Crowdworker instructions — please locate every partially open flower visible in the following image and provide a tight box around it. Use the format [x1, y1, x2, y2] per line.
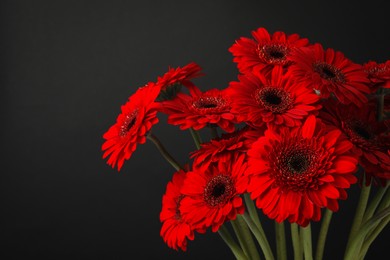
[161, 87, 236, 133]
[160, 170, 199, 251]
[102, 83, 161, 171]
[363, 60, 390, 92]
[191, 126, 264, 172]
[155, 62, 203, 101]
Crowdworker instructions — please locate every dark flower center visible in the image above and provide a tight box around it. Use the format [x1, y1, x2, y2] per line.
[270, 138, 324, 191]
[256, 87, 293, 113]
[258, 44, 290, 65]
[193, 96, 225, 110]
[175, 195, 185, 220]
[269, 50, 285, 59]
[313, 62, 346, 82]
[212, 183, 226, 197]
[120, 110, 138, 137]
[353, 125, 370, 140]
[264, 92, 282, 105]
[344, 120, 372, 142]
[287, 151, 311, 174]
[204, 174, 235, 207]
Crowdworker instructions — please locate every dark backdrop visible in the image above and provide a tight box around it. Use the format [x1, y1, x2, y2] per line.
[1, 0, 388, 259]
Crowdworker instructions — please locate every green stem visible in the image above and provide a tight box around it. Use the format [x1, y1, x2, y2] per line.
[358, 185, 390, 259]
[315, 209, 333, 260]
[231, 215, 261, 260]
[291, 223, 302, 260]
[358, 214, 390, 259]
[363, 184, 389, 223]
[189, 128, 202, 149]
[376, 183, 390, 212]
[242, 212, 275, 260]
[244, 194, 264, 233]
[345, 175, 371, 256]
[275, 222, 287, 260]
[218, 225, 248, 260]
[147, 134, 182, 171]
[300, 224, 313, 260]
[344, 205, 390, 260]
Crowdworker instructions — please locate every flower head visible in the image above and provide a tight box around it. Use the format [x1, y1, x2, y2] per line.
[288, 43, 370, 106]
[180, 155, 247, 232]
[102, 83, 161, 171]
[227, 66, 321, 129]
[229, 27, 309, 75]
[156, 62, 203, 101]
[363, 60, 390, 91]
[161, 87, 236, 133]
[190, 126, 264, 172]
[320, 100, 390, 184]
[247, 116, 358, 226]
[160, 170, 197, 251]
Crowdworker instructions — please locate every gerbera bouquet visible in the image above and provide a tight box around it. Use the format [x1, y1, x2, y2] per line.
[102, 27, 390, 260]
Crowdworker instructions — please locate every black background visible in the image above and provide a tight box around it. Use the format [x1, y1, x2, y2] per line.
[1, 0, 389, 259]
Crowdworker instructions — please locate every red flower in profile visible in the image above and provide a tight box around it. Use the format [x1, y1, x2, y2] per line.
[160, 170, 197, 251]
[156, 62, 203, 101]
[161, 87, 236, 133]
[227, 66, 321, 129]
[320, 100, 390, 184]
[363, 60, 390, 91]
[180, 155, 247, 232]
[102, 83, 161, 171]
[229, 27, 309, 75]
[288, 43, 370, 106]
[247, 116, 358, 226]
[190, 126, 264, 172]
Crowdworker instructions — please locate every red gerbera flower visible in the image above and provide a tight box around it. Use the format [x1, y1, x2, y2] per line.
[229, 27, 309, 75]
[156, 62, 203, 101]
[102, 83, 161, 171]
[319, 100, 390, 184]
[180, 154, 247, 232]
[161, 87, 236, 133]
[190, 126, 264, 172]
[363, 60, 390, 91]
[246, 116, 358, 226]
[160, 170, 197, 251]
[288, 43, 370, 106]
[227, 66, 321, 129]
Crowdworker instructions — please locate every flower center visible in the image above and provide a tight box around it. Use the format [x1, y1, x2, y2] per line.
[313, 62, 346, 82]
[175, 195, 185, 220]
[258, 44, 290, 65]
[269, 138, 325, 191]
[193, 96, 225, 110]
[286, 151, 311, 174]
[120, 109, 138, 137]
[344, 120, 372, 142]
[204, 174, 235, 207]
[256, 87, 293, 113]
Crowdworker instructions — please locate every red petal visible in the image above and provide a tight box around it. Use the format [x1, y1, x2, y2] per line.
[321, 184, 340, 199]
[301, 115, 316, 138]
